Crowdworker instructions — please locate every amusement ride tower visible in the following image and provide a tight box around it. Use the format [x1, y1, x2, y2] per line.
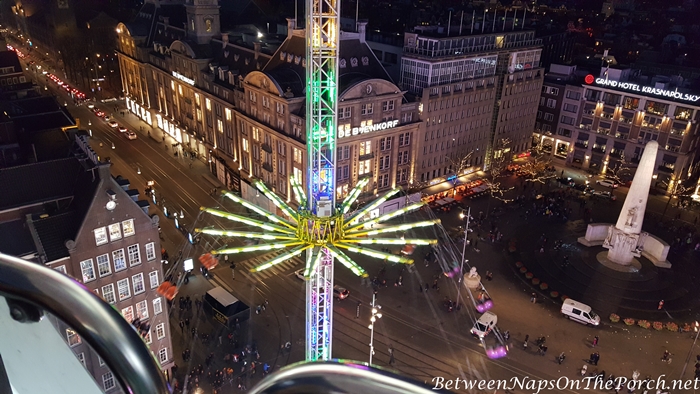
[196, 0, 438, 363]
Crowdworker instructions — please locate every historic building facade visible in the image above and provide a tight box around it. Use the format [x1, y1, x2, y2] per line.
[116, 1, 420, 206]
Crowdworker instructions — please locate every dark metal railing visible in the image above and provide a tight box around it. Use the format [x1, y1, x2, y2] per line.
[0, 252, 169, 394]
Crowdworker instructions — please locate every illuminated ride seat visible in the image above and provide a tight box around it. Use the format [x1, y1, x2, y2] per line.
[475, 292, 494, 313]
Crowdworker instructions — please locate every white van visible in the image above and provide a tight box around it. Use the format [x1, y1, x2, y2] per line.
[561, 299, 600, 326]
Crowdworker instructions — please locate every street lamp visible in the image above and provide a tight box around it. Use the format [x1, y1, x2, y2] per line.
[368, 293, 382, 364]
[456, 207, 472, 304]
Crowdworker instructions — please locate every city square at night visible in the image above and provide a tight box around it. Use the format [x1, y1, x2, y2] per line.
[1, 0, 700, 393]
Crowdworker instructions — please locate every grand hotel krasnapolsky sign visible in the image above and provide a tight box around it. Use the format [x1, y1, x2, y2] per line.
[585, 75, 700, 103]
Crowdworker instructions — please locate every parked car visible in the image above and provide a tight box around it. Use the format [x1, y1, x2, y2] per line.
[591, 190, 616, 200]
[596, 179, 618, 188]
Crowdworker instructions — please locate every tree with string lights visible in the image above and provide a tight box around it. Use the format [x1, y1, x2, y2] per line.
[660, 175, 693, 219]
[483, 138, 515, 215]
[518, 144, 556, 184]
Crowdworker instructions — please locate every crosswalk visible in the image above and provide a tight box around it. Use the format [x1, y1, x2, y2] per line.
[235, 249, 305, 280]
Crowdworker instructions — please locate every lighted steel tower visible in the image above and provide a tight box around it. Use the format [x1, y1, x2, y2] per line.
[196, 0, 439, 365]
[304, 0, 340, 361]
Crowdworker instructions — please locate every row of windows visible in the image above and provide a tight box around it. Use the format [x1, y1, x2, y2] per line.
[98, 270, 160, 303]
[338, 101, 395, 120]
[80, 243, 156, 282]
[426, 91, 494, 112]
[94, 219, 136, 246]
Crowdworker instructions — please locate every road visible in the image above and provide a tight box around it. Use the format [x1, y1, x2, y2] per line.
[16, 38, 700, 393]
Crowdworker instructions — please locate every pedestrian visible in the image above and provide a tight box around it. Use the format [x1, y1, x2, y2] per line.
[191, 327, 197, 338]
[503, 330, 510, 341]
[523, 334, 529, 349]
[179, 320, 185, 332]
[485, 271, 493, 281]
[425, 283, 429, 292]
[530, 293, 537, 303]
[658, 300, 665, 310]
[388, 346, 395, 365]
[185, 318, 190, 327]
[592, 336, 599, 347]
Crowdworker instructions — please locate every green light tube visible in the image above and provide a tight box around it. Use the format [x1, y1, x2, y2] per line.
[201, 207, 295, 234]
[251, 245, 311, 272]
[335, 243, 414, 265]
[327, 246, 368, 277]
[304, 247, 324, 278]
[222, 192, 296, 229]
[344, 201, 425, 232]
[194, 228, 296, 240]
[346, 187, 402, 225]
[345, 219, 441, 238]
[254, 180, 299, 221]
[213, 241, 302, 255]
[340, 178, 370, 214]
[290, 175, 307, 206]
[341, 238, 437, 246]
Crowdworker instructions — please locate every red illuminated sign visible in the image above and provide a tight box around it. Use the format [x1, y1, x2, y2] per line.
[584, 74, 595, 84]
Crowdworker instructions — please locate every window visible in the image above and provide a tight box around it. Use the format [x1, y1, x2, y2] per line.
[97, 254, 111, 277]
[144, 331, 152, 344]
[560, 115, 575, 126]
[121, 219, 135, 237]
[563, 103, 578, 113]
[380, 137, 392, 151]
[121, 306, 134, 323]
[66, 328, 81, 347]
[127, 244, 141, 266]
[113, 249, 126, 271]
[145, 242, 156, 261]
[379, 155, 391, 170]
[378, 173, 389, 187]
[546, 99, 556, 108]
[359, 159, 371, 175]
[544, 113, 554, 121]
[102, 372, 115, 391]
[80, 259, 96, 282]
[149, 271, 159, 289]
[359, 141, 372, 155]
[132, 273, 145, 294]
[108, 223, 121, 242]
[566, 90, 581, 100]
[136, 300, 148, 319]
[99, 357, 105, 366]
[54, 265, 67, 274]
[398, 150, 409, 165]
[117, 278, 131, 300]
[153, 297, 163, 314]
[159, 347, 169, 363]
[94, 227, 108, 246]
[102, 284, 116, 304]
[276, 102, 285, 114]
[155, 323, 166, 339]
[339, 107, 352, 119]
[399, 132, 411, 147]
[206, 97, 211, 110]
[382, 100, 395, 112]
[293, 147, 302, 163]
[361, 103, 373, 115]
[262, 96, 270, 108]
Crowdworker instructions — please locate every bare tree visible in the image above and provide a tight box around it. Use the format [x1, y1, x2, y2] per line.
[660, 176, 693, 219]
[519, 143, 556, 184]
[604, 160, 634, 186]
[482, 139, 515, 216]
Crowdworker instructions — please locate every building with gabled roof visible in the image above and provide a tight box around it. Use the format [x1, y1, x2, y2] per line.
[0, 134, 174, 392]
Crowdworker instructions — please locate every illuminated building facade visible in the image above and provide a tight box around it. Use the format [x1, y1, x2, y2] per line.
[116, 1, 419, 206]
[400, 30, 544, 184]
[533, 65, 700, 191]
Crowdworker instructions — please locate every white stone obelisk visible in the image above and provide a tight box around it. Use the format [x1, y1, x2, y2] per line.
[603, 140, 659, 265]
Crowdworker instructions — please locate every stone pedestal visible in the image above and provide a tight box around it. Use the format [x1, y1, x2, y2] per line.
[603, 227, 642, 266]
[464, 274, 481, 290]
